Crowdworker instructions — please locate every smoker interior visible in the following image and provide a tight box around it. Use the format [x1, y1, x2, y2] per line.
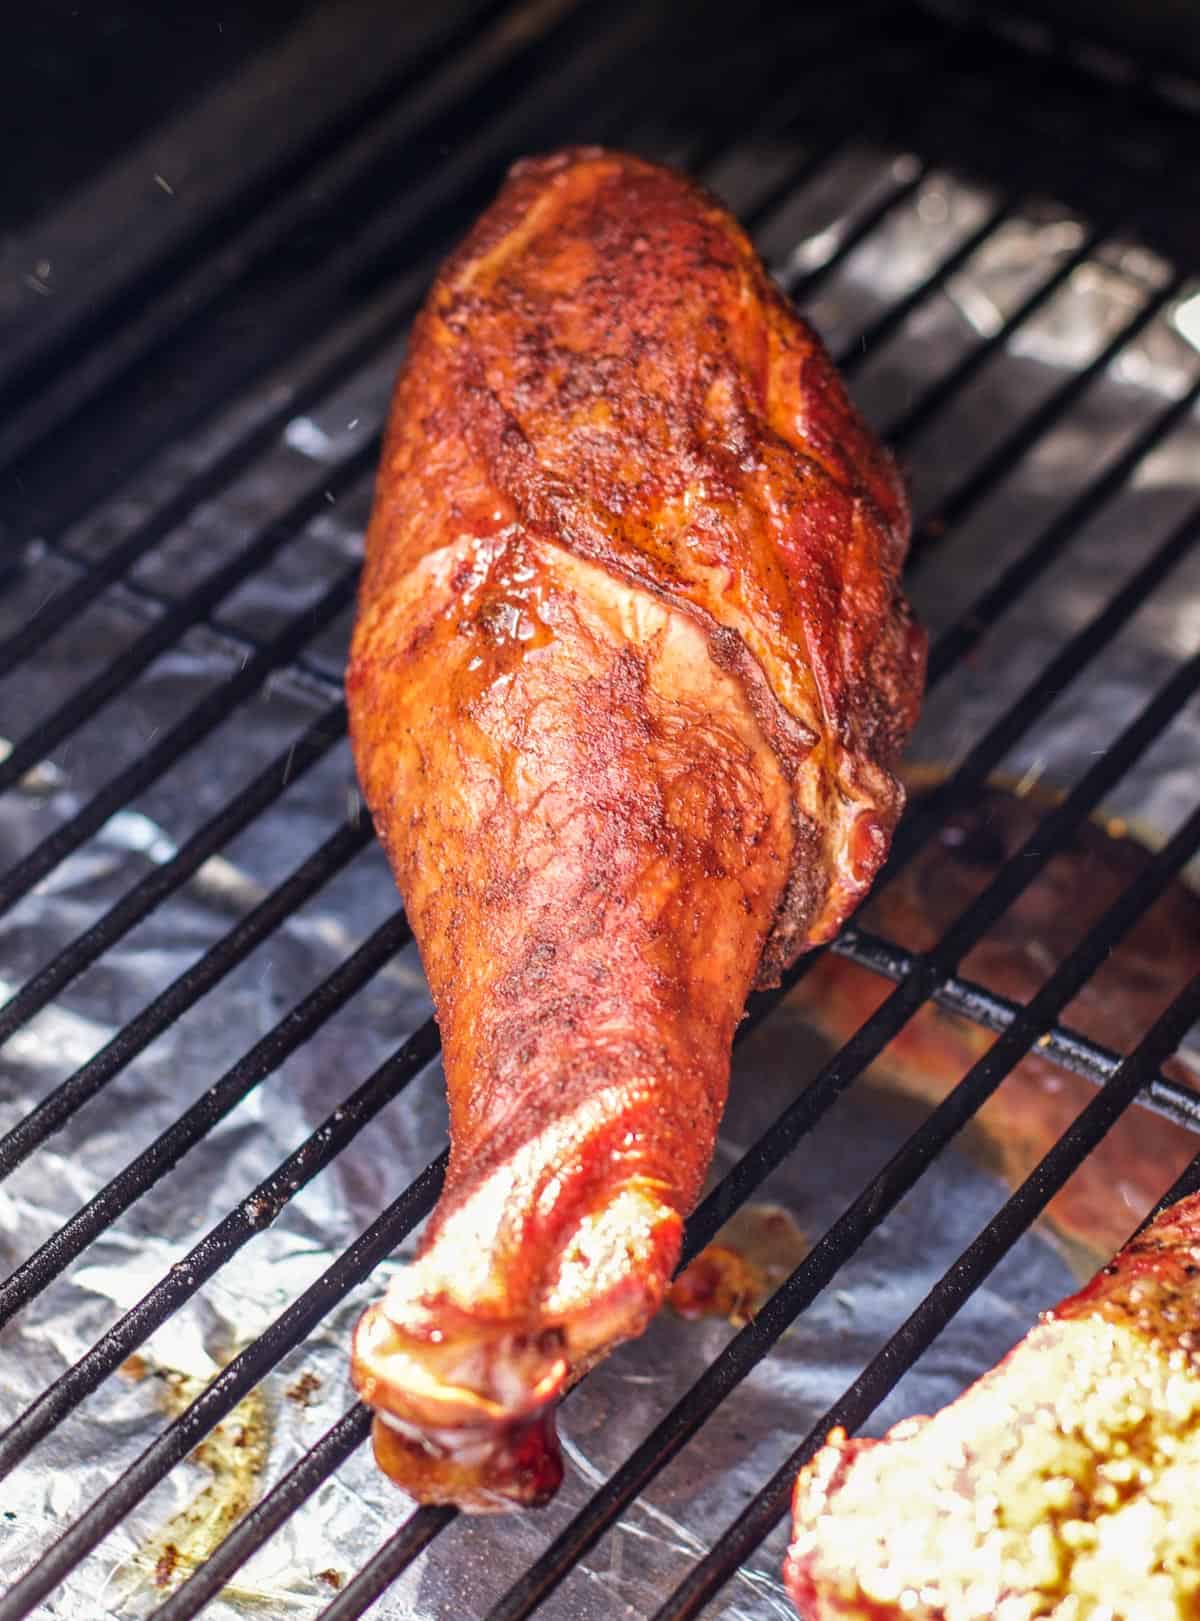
[2, 1, 1200, 1616]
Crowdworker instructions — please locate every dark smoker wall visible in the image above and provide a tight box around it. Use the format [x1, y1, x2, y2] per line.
[4, 3, 320, 231]
[9, 0, 1199, 240]
[946, 0, 1200, 74]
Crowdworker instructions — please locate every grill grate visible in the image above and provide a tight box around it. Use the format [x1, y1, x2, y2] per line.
[1, 1, 1199, 1616]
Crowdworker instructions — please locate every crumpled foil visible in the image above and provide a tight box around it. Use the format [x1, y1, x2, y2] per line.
[1, 129, 1199, 1621]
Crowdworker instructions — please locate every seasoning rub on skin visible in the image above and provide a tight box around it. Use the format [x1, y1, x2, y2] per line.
[347, 147, 924, 1511]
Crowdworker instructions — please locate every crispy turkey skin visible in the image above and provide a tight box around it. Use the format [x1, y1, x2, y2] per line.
[347, 147, 924, 1509]
[786, 1193, 1200, 1620]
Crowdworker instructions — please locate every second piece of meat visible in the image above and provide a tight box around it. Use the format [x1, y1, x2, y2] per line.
[787, 1190, 1200, 1619]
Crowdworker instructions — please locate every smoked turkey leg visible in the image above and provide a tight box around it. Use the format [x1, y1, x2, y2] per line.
[347, 148, 924, 1510]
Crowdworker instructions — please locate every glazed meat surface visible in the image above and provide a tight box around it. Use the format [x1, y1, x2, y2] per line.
[347, 147, 924, 1509]
[786, 1191, 1200, 1619]
[788, 777, 1200, 1264]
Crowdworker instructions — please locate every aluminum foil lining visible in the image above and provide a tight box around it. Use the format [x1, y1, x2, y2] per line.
[1, 126, 1199, 1620]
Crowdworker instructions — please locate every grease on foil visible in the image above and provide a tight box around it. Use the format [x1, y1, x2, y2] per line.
[0, 139, 1198, 1621]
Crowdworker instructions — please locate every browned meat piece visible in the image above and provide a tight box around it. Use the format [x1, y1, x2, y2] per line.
[667, 1204, 809, 1328]
[786, 1191, 1200, 1619]
[346, 147, 924, 1510]
[788, 776, 1200, 1265]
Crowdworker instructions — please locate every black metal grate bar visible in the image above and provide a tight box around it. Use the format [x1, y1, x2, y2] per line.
[0, 441, 375, 803]
[882, 213, 1107, 447]
[907, 268, 1190, 570]
[654, 968, 1200, 1621]
[878, 86, 1197, 455]
[1146, 1149, 1200, 1225]
[780, 9, 1157, 320]
[801, 29, 1186, 391]
[840, 924, 1200, 1131]
[782, 162, 934, 300]
[0, 281, 418, 686]
[29, 542, 351, 703]
[0, 1016, 441, 1483]
[317, 1510, 458, 1621]
[0, 909, 412, 1340]
[780, 102, 998, 309]
[0, 564, 359, 920]
[149, 1405, 374, 1621]
[0, 702, 350, 1063]
[890, 485, 1200, 883]
[739, 135, 855, 239]
[0, 789, 362, 1181]
[924, 377, 1200, 684]
[0, 1153, 449, 1621]
[834, 194, 1019, 370]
